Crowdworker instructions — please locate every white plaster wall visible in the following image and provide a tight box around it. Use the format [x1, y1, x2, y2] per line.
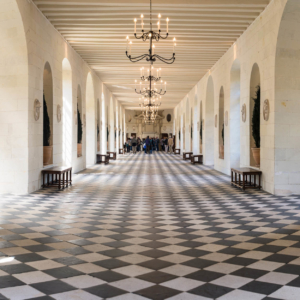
[175, 0, 289, 194]
[274, 0, 300, 195]
[0, 0, 29, 194]
[1, 0, 123, 194]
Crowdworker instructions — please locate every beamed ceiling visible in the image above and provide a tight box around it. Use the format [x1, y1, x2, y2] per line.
[32, 0, 270, 109]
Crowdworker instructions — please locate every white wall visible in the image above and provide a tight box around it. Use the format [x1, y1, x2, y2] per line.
[0, 0, 123, 194]
[175, 0, 290, 194]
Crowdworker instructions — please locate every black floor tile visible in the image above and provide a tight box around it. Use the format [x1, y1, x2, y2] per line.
[137, 271, 177, 284]
[241, 281, 282, 295]
[31, 280, 76, 295]
[188, 283, 233, 298]
[85, 284, 127, 298]
[44, 267, 84, 279]
[90, 270, 129, 282]
[0, 276, 25, 289]
[135, 285, 180, 300]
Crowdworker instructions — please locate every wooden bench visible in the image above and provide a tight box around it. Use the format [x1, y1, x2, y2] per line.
[191, 155, 203, 165]
[119, 148, 124, 154]
[183, 152, 193, 160]
[107, 151, 117, 160]
[97, 154, 109, 165]
[175, 149, 181, 155]
[42, 166, 72, 190]
[231, 167, 262, 190]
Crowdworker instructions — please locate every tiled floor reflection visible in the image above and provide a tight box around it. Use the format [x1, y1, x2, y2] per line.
[0, 152, 300, 299]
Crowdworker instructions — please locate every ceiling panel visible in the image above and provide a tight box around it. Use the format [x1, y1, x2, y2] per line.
[32, 0, 270, 109]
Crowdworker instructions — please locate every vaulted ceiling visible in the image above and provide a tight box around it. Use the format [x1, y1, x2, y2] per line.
[33, 0, 270, 109]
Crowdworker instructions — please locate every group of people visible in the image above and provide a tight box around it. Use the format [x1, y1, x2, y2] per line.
[124, 136, 174, 154]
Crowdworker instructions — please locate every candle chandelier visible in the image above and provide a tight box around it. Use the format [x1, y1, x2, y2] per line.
[135, 66, 166, 98]
[125, 0, 176, 64]
[141, 103, 159, 124]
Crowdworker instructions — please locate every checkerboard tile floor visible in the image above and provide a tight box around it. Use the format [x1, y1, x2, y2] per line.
[0, 152, 300, 299]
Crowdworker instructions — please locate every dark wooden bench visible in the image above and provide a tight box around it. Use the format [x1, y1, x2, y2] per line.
[97, 154, 109, 165]
[107, 151, 117, 160]
[175, 149, 181, 155]
[191, 155, 203, 165]
[183, 152, 193, 160]
[42, 166, 72, 190]
[119, 148, 124, 154]
[231, 167, 262, 190]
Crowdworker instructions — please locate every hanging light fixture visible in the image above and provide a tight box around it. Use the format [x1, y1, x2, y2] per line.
[126, 0, 176, 64]
[135, 64, 166, 99]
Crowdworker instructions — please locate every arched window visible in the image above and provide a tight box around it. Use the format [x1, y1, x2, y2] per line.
[205, 76, 214, 165]
[249, 63, 261, 167]
[62, 58, 72, 166]
[43, 62, 53, 166]
[86, 73, 96, 166]
[219, 87, 225, 159]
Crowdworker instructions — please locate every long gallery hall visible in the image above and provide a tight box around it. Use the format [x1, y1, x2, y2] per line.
[1, 0, 300, 299]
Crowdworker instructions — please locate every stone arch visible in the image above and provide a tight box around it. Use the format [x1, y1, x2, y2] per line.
[191, 107, 193, 151]
[62, 58, 72, 167]
[43, 62, 54, 166]
[230, 59, 241, 169]
[193, 93, 199, 154]
[86, 73, 96, 166]
[185, 98, 190, 151]
[219, 87, 225, 159]
[77, 84, 83, 158]
[96, 98, 100, 152]
[101, 91, 106, 154]
[249, 63, 261, 167]
[109, 98, 114, 151]
[274, 0, 300, 194]
[204, 76, 215, 165]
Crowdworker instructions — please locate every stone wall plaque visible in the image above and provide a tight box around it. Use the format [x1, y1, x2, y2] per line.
[263, 99, 270, 121]
[57, 105, 62, 123]
[215, 114, 217, 128]
[34, 99, 41, 121]
[241, 104, 246, 123]
[225, 111, 228, 126]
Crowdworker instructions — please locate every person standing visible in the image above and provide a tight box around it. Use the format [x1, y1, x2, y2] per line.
[137, 137, 141, 152]
[145, 136, 150, 154]
[132, 136, 137, 154]
[150, 138, 153, 154]
[128, 138, 132, 153]
[160, 138, 164, 152]
[164, 137, 168, 153]
[168, 135, 174, 154]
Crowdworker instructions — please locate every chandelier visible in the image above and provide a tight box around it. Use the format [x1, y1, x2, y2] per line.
[125, 0, 176, 64]
[135, 66, 166, 97]
[141, 104, 159, 124]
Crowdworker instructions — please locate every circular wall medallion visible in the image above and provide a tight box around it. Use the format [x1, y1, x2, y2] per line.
[167, 114, 172, 122]
[263, 99, 270, 121]
[215, 114, 217, 128]
[34, 99, 41, 121]
[57, 105, 62, 123]
[225, 111, 228, 126]
[241, 104, 246, 123]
